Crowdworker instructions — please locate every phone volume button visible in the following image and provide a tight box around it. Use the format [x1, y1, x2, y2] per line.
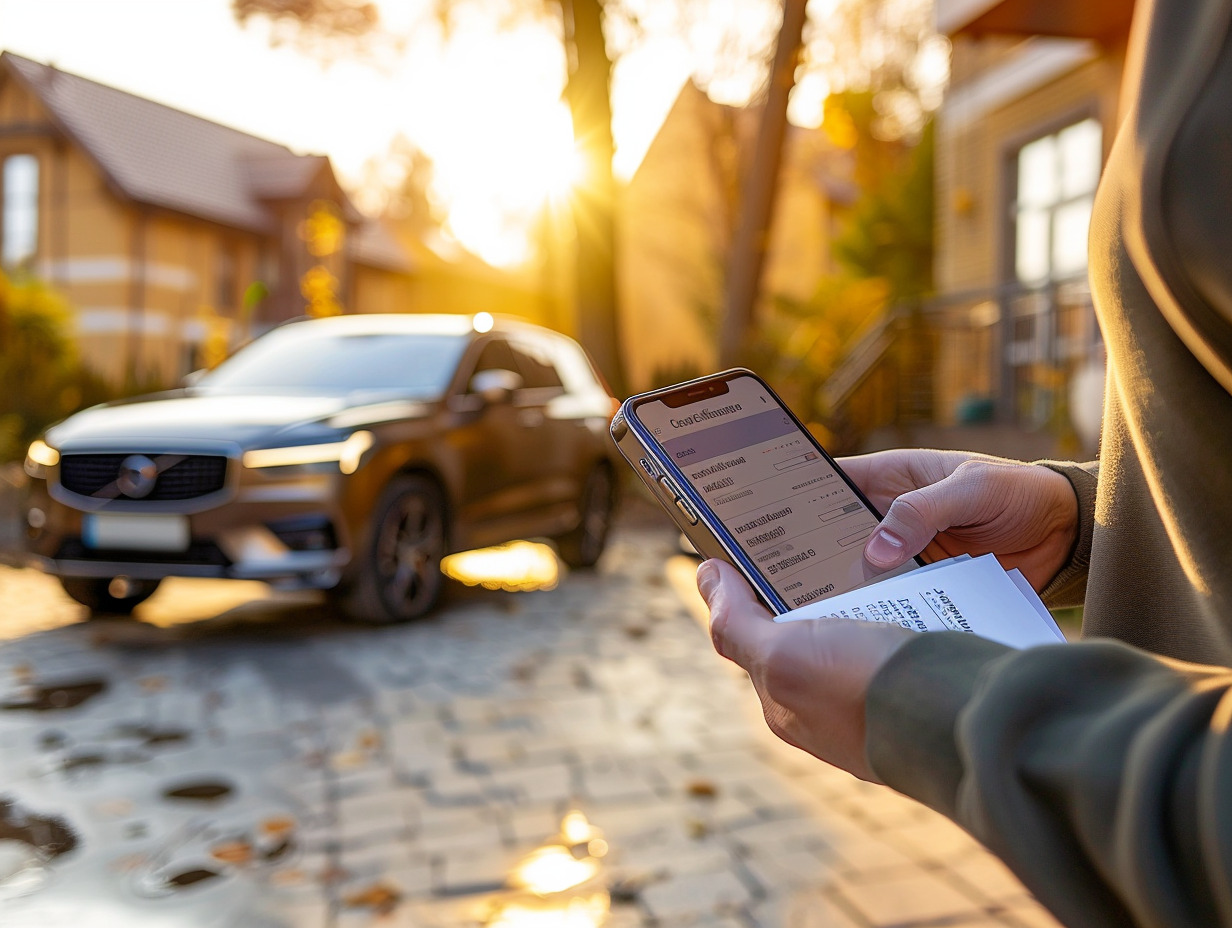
[674, 497, 700, 525]
[639, 458, 657, 478]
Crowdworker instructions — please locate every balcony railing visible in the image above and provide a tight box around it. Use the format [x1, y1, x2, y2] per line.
[825, 276, 1102, 441]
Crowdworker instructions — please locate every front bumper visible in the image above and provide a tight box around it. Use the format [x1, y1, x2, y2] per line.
[23, 461, 356, 591]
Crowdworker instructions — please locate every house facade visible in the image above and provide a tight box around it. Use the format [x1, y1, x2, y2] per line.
[619, 82, 853, 393]
[928, 0, 1136, 444]
[0, 52, 416, 387]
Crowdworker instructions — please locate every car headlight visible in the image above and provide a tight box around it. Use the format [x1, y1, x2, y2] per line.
[24, 439, 60, 479]
[242, 430, 374, 475]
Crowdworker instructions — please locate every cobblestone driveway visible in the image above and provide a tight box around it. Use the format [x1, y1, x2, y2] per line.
[0, 523, 1060, 928]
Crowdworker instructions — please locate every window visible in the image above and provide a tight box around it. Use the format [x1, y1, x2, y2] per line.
[509, 338, 564, 391]
[1013, 118, 1102, 284]
[2, 154, 39, 269]
[471, 339, 519, 377]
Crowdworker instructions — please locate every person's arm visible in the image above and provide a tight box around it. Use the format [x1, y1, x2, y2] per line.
[702, 558, 1232, 928]
[868, 631, 1232, 928]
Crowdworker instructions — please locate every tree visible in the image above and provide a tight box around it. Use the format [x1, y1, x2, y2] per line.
[717, 0, 807, 369]
[832, 98, 934, 304]
[0, 273, 109, 462]
[232, 0, 626, 394]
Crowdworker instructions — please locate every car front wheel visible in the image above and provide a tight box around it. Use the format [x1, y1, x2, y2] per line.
[59, 577, 162, 616]
[339, 475, 448, 624]
[554, 464, 615, 569]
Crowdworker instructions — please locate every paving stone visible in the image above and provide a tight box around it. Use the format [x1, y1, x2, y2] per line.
[498, 802, 570, 846]
[749, 889, 865, 928]
[829, 864, 989, 926]
[946, 853, 1035, 905]
[1000, 897, 1066, 928]
[484, 759, 575, 805]
[413, 819, 505, 856]
[437, 845, 523, 894]
[740, 843, 837, 890]
[639, 867, 756, 922]
[887, 815, 988, 866]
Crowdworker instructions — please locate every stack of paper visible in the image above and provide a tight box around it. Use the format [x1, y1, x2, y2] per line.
[775, 554, 1067, 649]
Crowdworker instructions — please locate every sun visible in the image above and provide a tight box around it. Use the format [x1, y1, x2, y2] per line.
[405, 22, 588, 269]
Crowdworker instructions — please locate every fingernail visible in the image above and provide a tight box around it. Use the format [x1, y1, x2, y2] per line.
[866, 529, 905, 566]
[697, 561, 719, 603]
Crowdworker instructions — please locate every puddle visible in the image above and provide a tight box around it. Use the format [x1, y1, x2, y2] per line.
[0, 797, 79, 859]
[167, 867, 222, 888]
[133, 862, 227, 897]
[162, 780, 234, 803]
[0, 797, 80, 901]
[2, 679, 108, 712]
[130, 809, 300, 899]
[111, 723, 192, 748]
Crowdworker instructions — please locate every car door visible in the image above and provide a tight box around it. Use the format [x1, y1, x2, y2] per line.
[506, 334, 578, 524]
[447, 337, 540, 533]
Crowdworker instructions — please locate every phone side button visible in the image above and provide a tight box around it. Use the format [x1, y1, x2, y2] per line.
[639, 458, 658, 478]
[674, 497, 700, 525]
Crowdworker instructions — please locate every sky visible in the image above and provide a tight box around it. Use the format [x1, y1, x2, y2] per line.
[0, 0, 715, 265]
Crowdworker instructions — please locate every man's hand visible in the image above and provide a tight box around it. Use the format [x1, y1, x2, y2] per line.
[699, 558, 914, 781]
[840, 450, 1080, 591]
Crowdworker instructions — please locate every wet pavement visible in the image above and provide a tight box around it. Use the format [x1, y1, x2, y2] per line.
[0, 519, 1062, 928]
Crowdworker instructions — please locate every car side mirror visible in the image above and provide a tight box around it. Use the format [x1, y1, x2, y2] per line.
[469, 368, 522, 405]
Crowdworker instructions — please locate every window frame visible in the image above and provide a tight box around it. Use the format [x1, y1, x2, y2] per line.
[1, 152, 40, 271]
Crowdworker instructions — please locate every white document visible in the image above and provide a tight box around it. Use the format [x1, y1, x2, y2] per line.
[775, 554, 1067, 649]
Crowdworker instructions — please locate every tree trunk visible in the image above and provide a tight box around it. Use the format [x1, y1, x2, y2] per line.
[718, 0, 808, 369]
[559, 0, 626, 397]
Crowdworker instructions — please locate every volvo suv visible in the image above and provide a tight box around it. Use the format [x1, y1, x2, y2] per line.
[21, 314, 618, 622]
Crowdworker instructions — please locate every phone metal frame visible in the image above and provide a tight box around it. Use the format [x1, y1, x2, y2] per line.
[611, 368, 904, 614]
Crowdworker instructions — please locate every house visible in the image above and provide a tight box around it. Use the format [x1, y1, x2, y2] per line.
[0, 51, 417, 386]
[827, 1, 1135, 456]
[929, 0, 1135, 439]
[618, 81, 855, 393]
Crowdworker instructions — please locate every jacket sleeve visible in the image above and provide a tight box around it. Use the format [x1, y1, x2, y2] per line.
[866, 632, 1232, 928]
[1035, 460, 1099, 609]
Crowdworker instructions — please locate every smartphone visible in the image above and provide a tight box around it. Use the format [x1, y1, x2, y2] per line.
[611, 369, 922, 613]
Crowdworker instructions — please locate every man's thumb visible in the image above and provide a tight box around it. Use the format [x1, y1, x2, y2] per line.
[864, 479, 957, 568]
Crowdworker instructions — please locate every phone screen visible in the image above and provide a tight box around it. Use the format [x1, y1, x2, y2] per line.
[632, 373, 915, 608]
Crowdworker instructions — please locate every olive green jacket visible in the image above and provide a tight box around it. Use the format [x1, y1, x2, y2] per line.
[866, 2, 1232, 925]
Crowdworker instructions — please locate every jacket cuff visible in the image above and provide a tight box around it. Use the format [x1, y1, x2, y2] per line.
[866, 631, 1011, 818]
[1034, 460, 1099, 608]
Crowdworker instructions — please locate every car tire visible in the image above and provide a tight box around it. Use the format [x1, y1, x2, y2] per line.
[340, 474, 448, 624]
[555, 464, 615, 569]
[59, 577, 162, 616]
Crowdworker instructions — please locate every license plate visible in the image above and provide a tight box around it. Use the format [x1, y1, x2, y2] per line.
[82, 513, 190, 552]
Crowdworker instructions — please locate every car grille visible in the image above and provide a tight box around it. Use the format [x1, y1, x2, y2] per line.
[59, 454, 229, 500]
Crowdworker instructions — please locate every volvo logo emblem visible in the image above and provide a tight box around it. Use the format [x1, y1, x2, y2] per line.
[117, 454, 159, 499]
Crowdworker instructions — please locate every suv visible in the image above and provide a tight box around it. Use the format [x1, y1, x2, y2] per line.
[21, 314, 618, 623]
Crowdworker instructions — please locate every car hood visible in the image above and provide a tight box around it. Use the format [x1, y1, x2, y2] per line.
[46, 393, 429, 451]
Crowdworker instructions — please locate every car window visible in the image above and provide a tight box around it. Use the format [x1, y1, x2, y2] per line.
[544, 334, 608, 397]
[469, 339, 520, 378]
[201, 328, 469, 397]
[509, 339, 564, 391]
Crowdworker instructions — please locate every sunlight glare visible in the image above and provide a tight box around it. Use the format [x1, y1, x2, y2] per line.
[440, 541, 560, 592]
[405, 21, 583, 268]
[510, 845, 600, 895]
[485, 893, 609, 928]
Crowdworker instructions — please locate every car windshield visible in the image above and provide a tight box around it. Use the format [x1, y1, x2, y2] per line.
[198, 328, 469, 398]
